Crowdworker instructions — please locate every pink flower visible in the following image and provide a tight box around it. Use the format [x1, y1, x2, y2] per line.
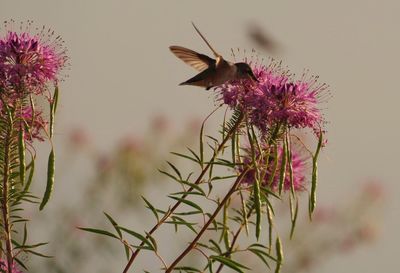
[0, 23, 67, 95]
[217, 62, 328, 136]
[20, 106, 47, 142]
[0, 259, 22, 273]
[240, 144, 307, 192]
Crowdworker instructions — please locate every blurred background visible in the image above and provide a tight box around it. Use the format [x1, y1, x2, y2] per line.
[1, 0, 398, 272]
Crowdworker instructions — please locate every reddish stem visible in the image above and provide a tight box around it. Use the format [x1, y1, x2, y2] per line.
[122, 113, 244, 273]
[165, 169, 248, 272]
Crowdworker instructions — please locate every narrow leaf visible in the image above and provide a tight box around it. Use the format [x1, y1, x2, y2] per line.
[278, 140, 287, 195]
[200, 121, 205, 168]
[119, 227, 154, 250]
[78, 227, 119, 239]
[274, 237, 283, 273]
[289, 197, 299, 239]
[142, 196, 159, 222]
[104, 212, 122, 238]
[39, 149, 55, 210]
[309, 129, 323, 218]
[18, 129, 26, 185]
[23, 157, 35, 193]
[211, 255, 250, 273]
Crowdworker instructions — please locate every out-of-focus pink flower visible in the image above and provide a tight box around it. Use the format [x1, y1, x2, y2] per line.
[358, 224, 378, 242]
[118, 135, 144, 154]
[151, 114, 170, 132]
[217, 62, 328, 137]
[240, 145, 307, 192]
[69, 128, 90, 147]
[97, 155, 113, 173]
[313, 206, 337, 223]
[363, 180, 385, 201]
[186, 117, 202, 134]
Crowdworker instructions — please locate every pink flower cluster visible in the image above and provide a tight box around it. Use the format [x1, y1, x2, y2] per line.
[0, 22, 67, 142]
[0, 259, 22, 273]
[0, 30, 66, 95]
[241, 145, 307, 192]
[217, 62, 327, 135]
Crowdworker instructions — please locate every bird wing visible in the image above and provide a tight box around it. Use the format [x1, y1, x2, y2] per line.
[169, 46, 216, 72]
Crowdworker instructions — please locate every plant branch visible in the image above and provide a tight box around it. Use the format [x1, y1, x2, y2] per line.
[165, 168, 248, 272]
[215, 206, 254, 273]
[122, 112, 244, 273]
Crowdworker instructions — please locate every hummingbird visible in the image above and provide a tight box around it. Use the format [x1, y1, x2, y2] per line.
[169, 23, 258, 90]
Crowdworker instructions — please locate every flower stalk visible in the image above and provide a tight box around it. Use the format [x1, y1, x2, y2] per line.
[1, 107, 14, 273]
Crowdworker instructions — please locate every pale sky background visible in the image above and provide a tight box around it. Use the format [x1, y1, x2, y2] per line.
[1, 0, 400, 272]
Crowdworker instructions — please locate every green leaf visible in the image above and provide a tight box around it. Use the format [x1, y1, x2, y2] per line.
[172, 266, 202, 272]
[145, 232, 158, 252]
[124, 244, 130, 261]
[168, 196, 203, 213]
[178, 180, 206, 196]
[14, 242, 48, 249]
[267, 144, 279, 187]
[142, 196, 159, 222]
[231, 130, 236, 165]
[248, 244, 276, 261]
[23, 223, 27, 245]
[187, 147, 201, 166]
[171, 152, 199, 164]
[247, 123, 261, 239]
[158, 169, 179, 182]
[209, 239, 223, 254]
[14, 257, 28, 270]
[53, 85, 59, 114]
[119, 227, 154, 251]
[103, 212, 122, 238]
[253, 179, 262, 240]
[26, 249, 52, 258]
[23, 156, 35, 193]
[309, 129, 323, 218]
[248, 248, 271, 269]
[274, 237, 283, 273]
[289, 197, 299, 239]
[221, 203, 230, 252]
[210, 175, 238, 182]
[200, 121, 205, 168]
[49, 86, 59, 139]
[167, 161, 182, 180]
[18, 129, 26, 185]
[211, 255, 250, 273]
[267, 206, 274, 253]
[78, 227, 119, 239]
[278, 140, 287, 195]
[39, 149, 55, 210]
[165, 216, 197, 234]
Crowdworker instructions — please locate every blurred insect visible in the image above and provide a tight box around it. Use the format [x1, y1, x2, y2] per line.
[247, 23, 281, 54]
[170, 22, 258, 90]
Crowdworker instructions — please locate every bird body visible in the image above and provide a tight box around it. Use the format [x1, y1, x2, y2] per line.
[170, 23, 257, 90]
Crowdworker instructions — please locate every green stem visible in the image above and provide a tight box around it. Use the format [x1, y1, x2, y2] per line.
[1, 105, 14, 272]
